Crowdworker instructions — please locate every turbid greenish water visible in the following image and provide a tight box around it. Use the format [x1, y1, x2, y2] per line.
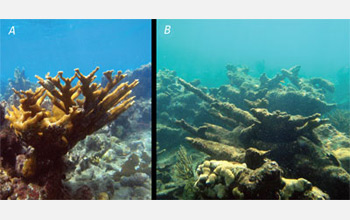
[157, 19, 349, 88]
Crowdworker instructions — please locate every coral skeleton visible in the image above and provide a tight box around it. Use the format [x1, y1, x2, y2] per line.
[173, 75, 349, 199]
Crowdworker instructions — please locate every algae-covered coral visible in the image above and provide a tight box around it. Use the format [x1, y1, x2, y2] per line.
[0, 66, 148, 199]
[156, 64, 350, 200]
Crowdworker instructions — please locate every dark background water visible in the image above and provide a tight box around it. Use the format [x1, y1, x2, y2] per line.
[157, 20, 349, 88]
[0, 19, 151, 87]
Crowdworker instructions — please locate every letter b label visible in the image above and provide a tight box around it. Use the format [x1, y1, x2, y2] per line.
[164, 25, 171, 35]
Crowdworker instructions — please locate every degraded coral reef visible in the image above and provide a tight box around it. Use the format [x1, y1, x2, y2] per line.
[156, 64, 350, 200]
[212, 65, 336, 116]
[194, 159, 329, 200]
[326, 109, 350, 135]
[0, 66, 140, 199]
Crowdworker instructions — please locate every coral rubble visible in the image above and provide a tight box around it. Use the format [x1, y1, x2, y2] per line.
[157, 64, 350, 200]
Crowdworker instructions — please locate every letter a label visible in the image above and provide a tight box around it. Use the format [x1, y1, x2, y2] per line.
[8, 26, 15, 35]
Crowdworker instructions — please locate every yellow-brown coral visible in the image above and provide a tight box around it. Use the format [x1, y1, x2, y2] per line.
[6, 67, 138, 161]
[21, 154, 37, 178]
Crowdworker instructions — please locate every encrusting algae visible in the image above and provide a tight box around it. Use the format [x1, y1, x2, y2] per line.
[1, 67, 138, 199]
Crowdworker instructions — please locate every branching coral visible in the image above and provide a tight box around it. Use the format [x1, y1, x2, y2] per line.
[3, 67, 138, 199]
[6, 67, 138, 161]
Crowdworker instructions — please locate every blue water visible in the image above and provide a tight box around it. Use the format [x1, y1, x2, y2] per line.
[0, 19, 151, 85]
[157, 20, 350, 87]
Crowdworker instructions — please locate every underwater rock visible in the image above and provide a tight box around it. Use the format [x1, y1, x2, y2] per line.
[236, 160, 285, 199]
[194, 159, 329, 200]
[110, 94, 151, 138]
[302, 186, 330, 200]
[309, 77, 335, 93]
[0, 127, 23, 168]
[244, 148, 270, 170]
[73, 185, 94, 200]
[97, 192, 110, 200]
[240, 108, 328, 145]
[244, 98, 269, 108]
[102, 149, 118, 162]
[266, 90, 336, 116]
[315, 124, 350, 150]
[0, 102, 6, 127]
[85, 135, 104, 151]
[326, 109, 350, 135]
[157, 124, 186, 152]
[319, 165, 350, 199]
[120, 173, 149, 187]
[332, 148, 350, 173]
[280, 177, 312, 199]
[124, 63, 151, 99]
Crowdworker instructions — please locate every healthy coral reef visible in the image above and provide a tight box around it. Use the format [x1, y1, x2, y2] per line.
[3, 67, 36, 100]
[156, 64, 349, 200]
[1, 66, 139, 199]
[108, 64, 152, 139]
[64, 131, 151, 200]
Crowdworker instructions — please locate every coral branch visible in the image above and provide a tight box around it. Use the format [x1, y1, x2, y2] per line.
[185, 137, 245, 162]
[6, 67, 138, 181]
[177, 78, 216, 103]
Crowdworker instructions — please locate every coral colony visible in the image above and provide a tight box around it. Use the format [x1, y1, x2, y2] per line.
[157, 65, 350, 200]
[0, 67, 138, 199]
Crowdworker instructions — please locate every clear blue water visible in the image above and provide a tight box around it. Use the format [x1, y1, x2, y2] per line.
[157, 20, 349, 88]
[0, 19, 151, 86]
